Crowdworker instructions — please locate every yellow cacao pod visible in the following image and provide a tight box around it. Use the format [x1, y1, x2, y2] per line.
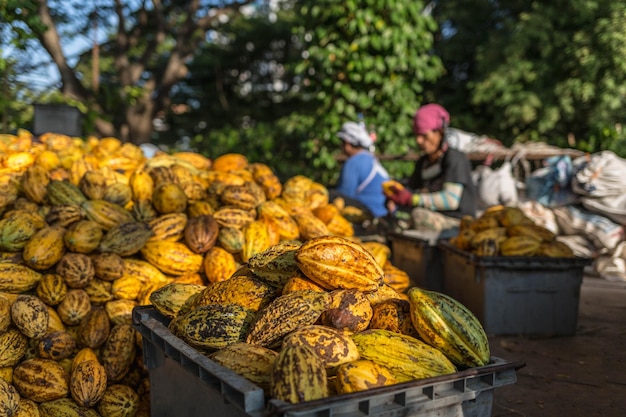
[469, 215, 500, 233]
[149, 282, 206, 319]
[281, 275, 326, 295]
[13, 358, 69, 402]
[246, 290, 331, 348]
[101, 324, 137, 383]
[507, 223, 556, 243]
[148, 212, 188, 242]
[247, 241, 302, 288]
[257, 200, 300, 241]
[77, 306, 111, 349]
[190, 274, 275, 314]
[295, 236, 384, 292]
[326, 213, 355, 237]
[282, 324, 360, 368]
[70, 359, 108, 407]
[152, 182, 188, 214]
[140, 240, 204, 276]
[499, 235, 541, 256]
[92, 252, 125, 282]
[217, 226, 244, 254]
[46, 180, 87, 206]
[105, 299, 137, 326]
[213, 206, 255, 229]
[498, 206, 529, 227]
[21, 164, 50, 204]
[63, 220, 104, 254]
[0, 263, 42, 293]
[103, 182, 133, 207]
[352, 329, 456, 383]
[202, 246, 238, 284]
[241, 220, 271, 263]
[172, 151, 212, 171]
[0, 294, 10, 332]
[22, 225, 66, 271]
[56, 289, 91, 326]
[45, 204, 84, 228]
[37, 330, 76, 361]
[10, 294, 49, 339]
[0, 328, 29, 367]
[212, 153, 248, 172]
[79, 170, 109, 200]
[210, 342, 278, 391]
[321, 289, 373, 333]
[369, 298, 419, 338]
[270, 343, 328, 404]
[96, 384, 140, 417]
[0, 378, 20, 417]
[382, 262, 411, 293]
[293, 213, 330, 241]
[81, 199, 135, 231]
[129, 169, 155, 202]
[220, 184, 261, 211]
[536, 240, 575, 258]
[71, 347, 99, 374]
[335, 359, 397, 394]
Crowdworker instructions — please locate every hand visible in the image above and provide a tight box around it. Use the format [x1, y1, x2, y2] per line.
[388, 187, 415, 206]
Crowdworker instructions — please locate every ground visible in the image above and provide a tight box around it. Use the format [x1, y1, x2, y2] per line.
[489, 277, 626, 417]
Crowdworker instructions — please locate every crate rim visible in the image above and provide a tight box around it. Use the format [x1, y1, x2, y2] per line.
[133, 305, 525, 417]
[437, 240, 593, 269]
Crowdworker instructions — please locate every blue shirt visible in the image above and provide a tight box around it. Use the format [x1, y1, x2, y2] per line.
[336, 151, 390, 218]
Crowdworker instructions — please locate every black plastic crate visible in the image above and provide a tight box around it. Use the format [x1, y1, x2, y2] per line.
[389, 230, 458, 292]
[133, 306, 523, 417]
[438, 241, 592, 336]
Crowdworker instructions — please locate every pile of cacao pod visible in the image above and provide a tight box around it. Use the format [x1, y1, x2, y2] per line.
[151, 235, 491, 404]
[449, 205, 576, 257]
[0, 130, 491, 414]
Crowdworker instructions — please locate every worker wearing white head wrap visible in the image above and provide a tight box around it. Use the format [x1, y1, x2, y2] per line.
[337, 122, 374, 150]
[333, 121, 390, 218]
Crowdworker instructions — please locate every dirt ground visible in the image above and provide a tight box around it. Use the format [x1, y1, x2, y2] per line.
[489, 277, 626, 417]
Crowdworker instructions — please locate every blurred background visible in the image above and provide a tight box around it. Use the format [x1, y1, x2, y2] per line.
[2, 0, 625, 183]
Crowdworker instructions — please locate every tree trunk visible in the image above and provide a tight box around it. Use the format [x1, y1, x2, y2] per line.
[125, 99, 155, 144]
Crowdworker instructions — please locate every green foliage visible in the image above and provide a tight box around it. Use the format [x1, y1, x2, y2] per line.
[168, 1, 443, 183]
[581, 123, 626, 155]
[0, 58, 34, 133]
[459, 0, 626, 149]
[293, 0, 444, 181]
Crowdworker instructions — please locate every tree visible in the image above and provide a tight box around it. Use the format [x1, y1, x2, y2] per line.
[434, 0, 626, 149]
[429, 0, 531, 135]
[164, 0, 444, 182]
[292, 0, 444, 181]
[1, 0, 259, 144]
[0, 57, 35, 133]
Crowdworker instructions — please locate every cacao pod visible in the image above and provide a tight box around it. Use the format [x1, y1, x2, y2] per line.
[295, 236, 383, 292]
[407, 287, 490, 368]
[270, 343, 328, 404]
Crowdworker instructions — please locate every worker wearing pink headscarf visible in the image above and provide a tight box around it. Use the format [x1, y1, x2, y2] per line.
[386, 104, 476, 231]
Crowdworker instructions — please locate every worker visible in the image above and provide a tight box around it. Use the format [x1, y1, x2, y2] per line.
[331, 121, 390, 219]
[386, 103, 477, 232]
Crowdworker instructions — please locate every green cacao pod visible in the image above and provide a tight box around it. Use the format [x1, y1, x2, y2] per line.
[407, 287, 490, 368]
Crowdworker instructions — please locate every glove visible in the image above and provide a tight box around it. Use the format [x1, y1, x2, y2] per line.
[388, 187, 419, 207]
